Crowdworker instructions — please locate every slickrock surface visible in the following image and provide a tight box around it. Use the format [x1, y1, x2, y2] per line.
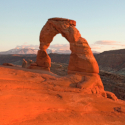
[0, 66, 125, 125]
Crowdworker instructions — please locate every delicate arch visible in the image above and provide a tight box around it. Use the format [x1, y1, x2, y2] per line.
[36, 18, 99, 74]
[33, 18, 118, 101]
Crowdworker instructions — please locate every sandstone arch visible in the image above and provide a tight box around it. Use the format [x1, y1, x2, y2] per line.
[36, 17, 99, 74]
[34, 18, 117, 100]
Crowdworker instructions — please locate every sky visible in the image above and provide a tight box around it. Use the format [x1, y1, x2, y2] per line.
[0, 0, 125, 52]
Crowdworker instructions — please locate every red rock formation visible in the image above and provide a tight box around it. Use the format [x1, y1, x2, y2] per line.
[22, 59, 27, 68]
[2, 63, 14, 66]
[35, 17, 117, 100]
[37, 17, 99, 73]
[36, 50, 51, 70]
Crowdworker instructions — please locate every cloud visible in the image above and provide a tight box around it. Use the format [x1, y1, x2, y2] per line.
[91, 40, 125, 52]
[94, 40, 125, 46]
[94, 40, 120, 45]
[112, 47, 116, 49]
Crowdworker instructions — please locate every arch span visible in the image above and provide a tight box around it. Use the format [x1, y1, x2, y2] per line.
[29, 17, 118, 101]
[36, 17, 99, 74]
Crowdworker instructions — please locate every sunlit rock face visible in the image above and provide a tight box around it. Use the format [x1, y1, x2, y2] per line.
[35, 17, 117, 100]
[37, 17, 99, 74]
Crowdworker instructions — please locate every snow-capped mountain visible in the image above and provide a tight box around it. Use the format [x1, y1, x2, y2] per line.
[0, 48, 70, 55]
[0, 48, 53, 55]
[0, 44, 100, 55]
[0, 48, 38, 55]
[0, 44, 71, 54]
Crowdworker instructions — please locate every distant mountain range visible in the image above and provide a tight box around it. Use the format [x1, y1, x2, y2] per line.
[0, 48, 125, 75]
[0, 48, 38, 55]
[0, 48, 56, 55]
[0, 47, 99, 55]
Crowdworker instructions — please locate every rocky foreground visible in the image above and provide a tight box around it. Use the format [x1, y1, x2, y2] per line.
[50, 62, 125, 101]
[0, 66, 125, 125]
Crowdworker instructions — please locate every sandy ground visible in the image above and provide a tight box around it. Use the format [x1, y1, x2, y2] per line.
[0, 65, 125, 125]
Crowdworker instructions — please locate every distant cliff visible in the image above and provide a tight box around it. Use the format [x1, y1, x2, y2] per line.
[94, 49, 125, 75]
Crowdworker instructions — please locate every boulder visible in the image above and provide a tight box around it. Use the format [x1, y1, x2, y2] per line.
[22, 59, 27, 68]
[2, 63, 14, 66]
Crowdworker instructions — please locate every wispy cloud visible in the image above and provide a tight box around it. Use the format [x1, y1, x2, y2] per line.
[94, 40, 125, 46]
[91, 40, 125, 52]
[94, 40, 122, 45]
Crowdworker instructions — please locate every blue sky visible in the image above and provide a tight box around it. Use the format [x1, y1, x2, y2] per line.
[0, 0, 125, 52]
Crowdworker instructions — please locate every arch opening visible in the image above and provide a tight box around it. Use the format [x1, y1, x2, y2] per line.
[48, 34, 71, 76]
[48, 34, 71, 54]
